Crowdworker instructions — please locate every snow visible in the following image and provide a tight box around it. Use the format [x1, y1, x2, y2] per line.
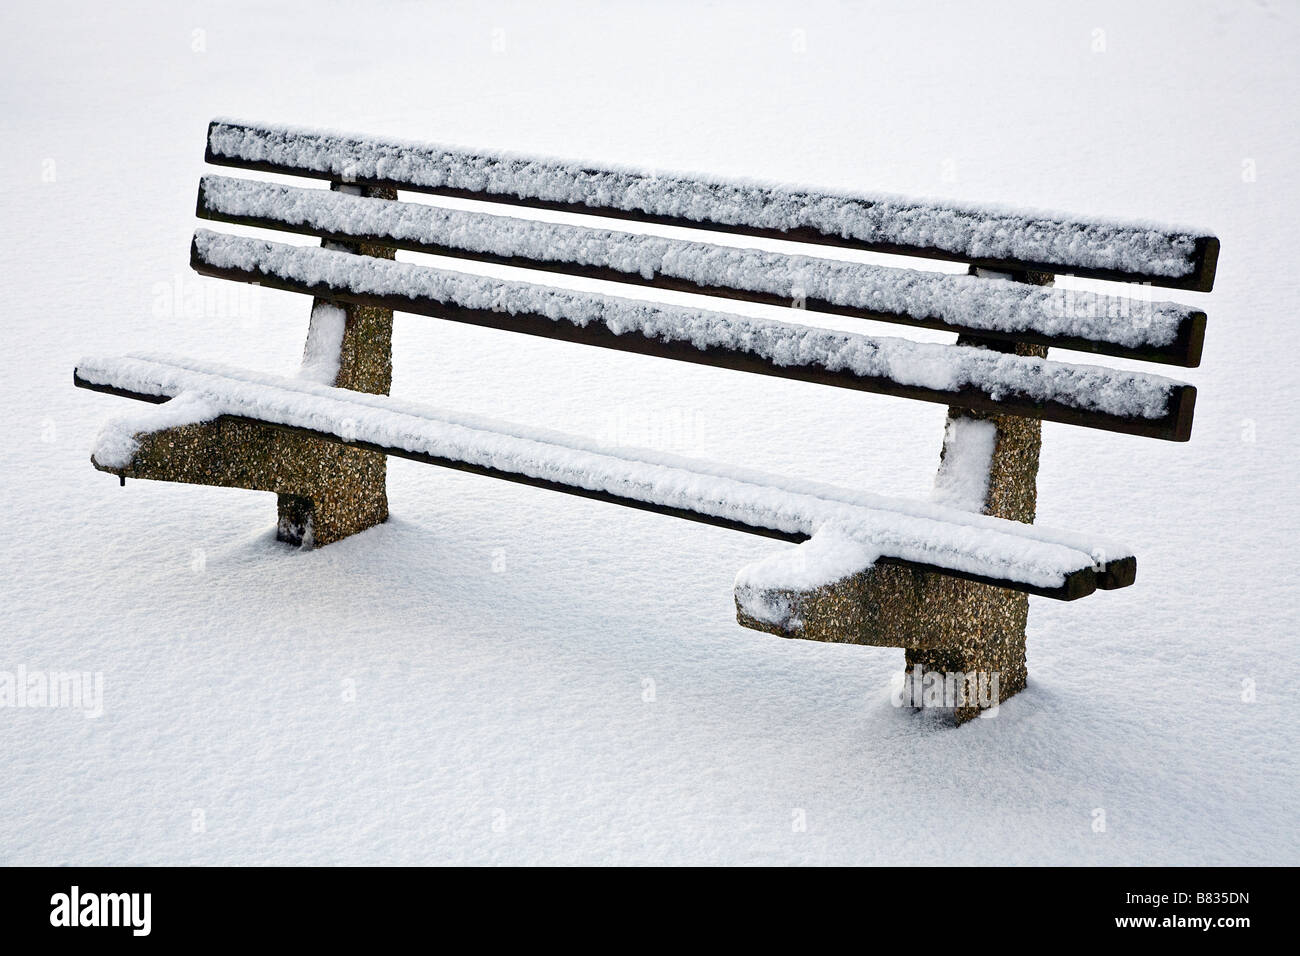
[193, 229, 1187, 422]
[90, 393, 220, 475]
[298, 301, 347, 384]
[931, 417, 999, 512]
[3, 0, 1296, 866]
[77, 352, 1119, 590]
[200, 174, 1196, 350]
[206, 121, 1212, 280]
[734, 414, 999, 623]
[734, 526, 882, 626]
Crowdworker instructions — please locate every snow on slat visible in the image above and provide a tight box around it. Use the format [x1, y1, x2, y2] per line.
[205, 119, 1219, 290]
[198, 175, 1205, 365]
[74, 353, 1131, 598]
[190, 229, 1196, 440]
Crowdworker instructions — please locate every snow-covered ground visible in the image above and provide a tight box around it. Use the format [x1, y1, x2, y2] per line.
[2, 0, 1296, 865]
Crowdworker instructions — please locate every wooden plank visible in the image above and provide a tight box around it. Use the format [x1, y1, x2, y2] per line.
[189, 233, 1198, 441]
[197, 176, 1207, 367]
[204, 120, 1220, 292]
[72, 371, 1103, 601]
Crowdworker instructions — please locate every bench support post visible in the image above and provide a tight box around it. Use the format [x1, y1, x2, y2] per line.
[876, 268, 1051, 722]
[899, 391, 1041, 721]
[89, 184, 398, 548]
[733, 269, 1052, 724]
[899, 268, 1051, 722]
[275, 183, 397, 547]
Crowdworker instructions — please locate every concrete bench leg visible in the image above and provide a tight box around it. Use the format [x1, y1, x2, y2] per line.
[91, 184, 398, 548]
[901, 274, 1051, 722]
[275, 184, 397, 547]
[272, 435, 388, 548]
[734, 271, 1052, 724]
[97, 416, 387, 547]
[899, 403, 1042, 722]
[735, 403, 1042, 723]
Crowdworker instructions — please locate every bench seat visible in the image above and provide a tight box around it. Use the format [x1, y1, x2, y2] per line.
[74, 353, 1133, 601]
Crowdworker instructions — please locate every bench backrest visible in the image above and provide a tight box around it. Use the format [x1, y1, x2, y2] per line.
[193, 119, 1214, 444]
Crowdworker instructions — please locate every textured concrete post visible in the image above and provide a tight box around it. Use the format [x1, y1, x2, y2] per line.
[93, 183, 398, 548]
[275, 182, 397, 547]
[734, 269, 1052, 724]
[901, 269, 1051, 722]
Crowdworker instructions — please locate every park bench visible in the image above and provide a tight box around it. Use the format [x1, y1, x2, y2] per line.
[74, 119, 1217, 722]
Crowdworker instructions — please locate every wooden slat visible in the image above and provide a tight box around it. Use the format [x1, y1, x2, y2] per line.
[72, 369, 1108, 601]
[197, 176, 1206, 367]
[188, 232, 1198, 441]
[205, 120, 1220, 292]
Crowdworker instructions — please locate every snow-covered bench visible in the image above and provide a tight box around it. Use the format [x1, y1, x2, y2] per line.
[74, 120, 1217, 722]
